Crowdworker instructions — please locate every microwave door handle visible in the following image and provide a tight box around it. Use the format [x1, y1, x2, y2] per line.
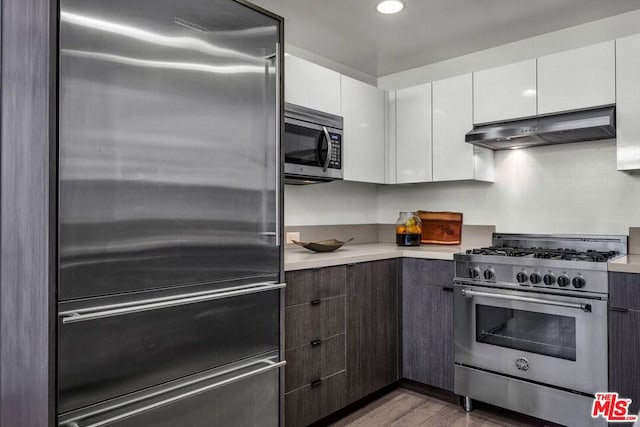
[460, 288, 592, 312]
[322, 126, 332, 172]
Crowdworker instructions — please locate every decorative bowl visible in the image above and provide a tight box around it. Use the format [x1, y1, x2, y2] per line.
[292, 238, 354, 253]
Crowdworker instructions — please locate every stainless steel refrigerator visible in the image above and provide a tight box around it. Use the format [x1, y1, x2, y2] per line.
[56, 1, 284, 425]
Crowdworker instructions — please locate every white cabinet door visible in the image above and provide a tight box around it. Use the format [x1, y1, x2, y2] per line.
[341, 75, 386, 183]
[284, 55, 341, 116]
[395, 83, 432, 183]
[473, 59, 537, 124]
[616, 35, 640, 171]
[385, 91, 397, 184]
[433, 74, 494, 182]
[537, 42, 615, 114]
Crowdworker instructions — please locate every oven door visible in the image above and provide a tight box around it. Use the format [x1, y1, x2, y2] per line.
[283, 117, 342, 180]
[454, 283, 607, 394]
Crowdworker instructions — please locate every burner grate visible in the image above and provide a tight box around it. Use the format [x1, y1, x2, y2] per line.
[466, 246, 618, 262]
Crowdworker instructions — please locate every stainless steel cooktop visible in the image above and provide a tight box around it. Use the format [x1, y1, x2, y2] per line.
[454, 233, 628, 296]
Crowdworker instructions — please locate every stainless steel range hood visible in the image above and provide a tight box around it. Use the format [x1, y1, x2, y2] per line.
[465, 106, 616, 150]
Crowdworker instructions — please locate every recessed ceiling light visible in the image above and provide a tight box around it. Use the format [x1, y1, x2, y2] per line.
[377, 0, 405, 14]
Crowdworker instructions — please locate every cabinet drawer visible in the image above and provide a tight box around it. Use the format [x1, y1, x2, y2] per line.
[285, 266, 346, 307]
[285, 296, 345, 348]
[285, 334, 346, 392]
[285, 372, 346, 427]
[609, 272, 640, 310]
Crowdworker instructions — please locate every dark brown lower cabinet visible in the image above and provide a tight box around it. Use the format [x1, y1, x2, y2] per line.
[285, 296, 346, 349]
[284, 267, 347, 427]
[609, 272, 640, 417]
[609, 309, 640, 416]
[285, 372, 347, 427]
[401, 259, 454, 391]
[346, 259, 399, 404]
[285, 334, 346, 393]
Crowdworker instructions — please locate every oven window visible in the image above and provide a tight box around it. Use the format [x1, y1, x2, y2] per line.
[476, 305, 576, 361]
[283, 123, 327, 166]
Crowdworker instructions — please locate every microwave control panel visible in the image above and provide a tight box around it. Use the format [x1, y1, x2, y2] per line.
[329, 133, 341, 169]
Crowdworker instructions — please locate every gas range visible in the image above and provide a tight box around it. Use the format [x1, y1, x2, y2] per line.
[454, 233, 627, 296]
[453, 233, 628, 426]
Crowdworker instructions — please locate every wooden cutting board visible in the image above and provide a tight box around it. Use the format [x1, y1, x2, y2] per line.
[417, 211, 463, 245]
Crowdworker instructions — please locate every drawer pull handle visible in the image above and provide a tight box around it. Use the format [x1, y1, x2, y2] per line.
[609, 306, 629, 313]
[310, 339, 322, 347]
[442, 287, 453, 292]
[310, 299, 322, 306]
[59, 282, 286, 324]
[310, 378, 324, 387]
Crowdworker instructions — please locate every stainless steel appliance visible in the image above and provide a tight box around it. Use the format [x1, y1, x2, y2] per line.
[284, 102, 343, 184]
[454, 233, 627, 427]
[57, 1, 285, 426]
[466, 105, 616, 150]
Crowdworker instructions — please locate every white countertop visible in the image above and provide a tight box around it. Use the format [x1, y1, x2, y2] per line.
[286, 243, 640, 274]
[608, 255, 640, 274]
[285, 242, 463, 271]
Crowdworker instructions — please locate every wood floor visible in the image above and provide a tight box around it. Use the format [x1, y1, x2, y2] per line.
[328, 388, 555, 427]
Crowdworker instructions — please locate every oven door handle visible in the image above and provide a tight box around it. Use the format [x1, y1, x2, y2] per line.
[322, 126, 332, 172]
[460, 288, 592, 312]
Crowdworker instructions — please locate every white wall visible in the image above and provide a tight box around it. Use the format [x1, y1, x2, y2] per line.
[378, 139, 640, 235]
[285, 10, 640, 233]
[284, 180, 378, 226]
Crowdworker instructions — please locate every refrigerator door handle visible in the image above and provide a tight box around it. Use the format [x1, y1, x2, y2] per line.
[275, 41, 281, 247]
[59, 282, 286, 324]
[59, 359, 287, 427]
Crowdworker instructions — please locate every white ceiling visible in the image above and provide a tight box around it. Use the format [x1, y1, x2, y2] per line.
[250, 0, 640, 78]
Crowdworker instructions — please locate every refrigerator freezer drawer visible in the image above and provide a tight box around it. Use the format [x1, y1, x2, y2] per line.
[58, 352, 283, 427]
[58, 283, 282, 413]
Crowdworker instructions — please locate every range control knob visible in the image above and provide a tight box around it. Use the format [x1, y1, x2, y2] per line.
[529, 273, 542, 284]
[483, 268, 495, 280]
[516, 272, 528, 284]
[557, 275, 570, 287]
[543, 274, 556, 286]
[572, 276, 586, 289]
[468, 267, 481, 279]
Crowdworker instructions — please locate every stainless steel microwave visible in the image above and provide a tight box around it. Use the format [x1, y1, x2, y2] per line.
[283, 103, 343, 184]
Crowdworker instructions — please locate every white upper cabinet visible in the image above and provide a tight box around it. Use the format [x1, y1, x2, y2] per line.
[473, 59, 537, 124]
[284, 55, 341, 116]
[615, 34, 640, 171]
[537, 41, 615, 114]
[395, 83, 432, 184]
[433, 74, 494, 182]
[385, 91, 397, 184]
[341, 75, 386, 183]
